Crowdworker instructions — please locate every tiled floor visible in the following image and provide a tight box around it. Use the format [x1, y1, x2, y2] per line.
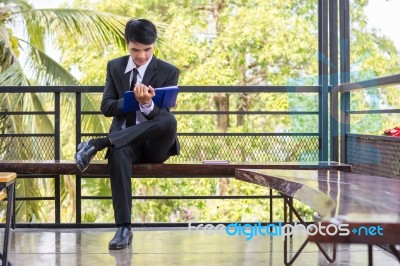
[1, 228, 399, 266]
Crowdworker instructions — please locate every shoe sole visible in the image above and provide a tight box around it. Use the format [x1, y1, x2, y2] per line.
[74, 141, 90, 172]
[74, 154, 87, 172]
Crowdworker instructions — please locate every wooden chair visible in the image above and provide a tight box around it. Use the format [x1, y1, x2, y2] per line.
[0, 172, 16, 266]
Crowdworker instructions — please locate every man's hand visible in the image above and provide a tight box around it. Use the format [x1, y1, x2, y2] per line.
[133, 84, 155, 105]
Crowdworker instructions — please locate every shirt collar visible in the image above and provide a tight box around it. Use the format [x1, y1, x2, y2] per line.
[124, 55, 153, 78]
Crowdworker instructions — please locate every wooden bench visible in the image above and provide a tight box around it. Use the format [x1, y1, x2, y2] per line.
[0, 160, 352, 231]
[0, 172, 16, 266]
[0, 160, 352, 176]
[235, 168, 400, 266]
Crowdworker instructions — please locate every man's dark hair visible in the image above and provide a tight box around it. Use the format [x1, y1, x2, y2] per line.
[124, 19, 157, 45]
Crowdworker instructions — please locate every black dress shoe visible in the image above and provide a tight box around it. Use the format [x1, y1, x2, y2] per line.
[109, 227, 133, 250]
[74, 141, 97, 172]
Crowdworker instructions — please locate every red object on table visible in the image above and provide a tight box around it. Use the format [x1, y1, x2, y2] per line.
[384, 127, 400, 137]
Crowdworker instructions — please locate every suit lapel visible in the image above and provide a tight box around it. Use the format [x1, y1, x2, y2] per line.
[121, 64, 131, 92]
[142, 56, 158, 85]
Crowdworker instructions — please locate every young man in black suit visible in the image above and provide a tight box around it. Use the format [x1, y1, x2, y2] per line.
[74, 19, 180, 249]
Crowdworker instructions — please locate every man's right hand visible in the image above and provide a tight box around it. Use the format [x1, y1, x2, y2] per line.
[133, 84, 155, 105]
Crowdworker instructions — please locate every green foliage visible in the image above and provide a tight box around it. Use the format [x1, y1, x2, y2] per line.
[0, 0, 128, 223]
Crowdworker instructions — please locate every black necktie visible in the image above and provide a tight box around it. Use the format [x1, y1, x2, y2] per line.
[126, 69, 139, 127]
[130, 68, 138, 90]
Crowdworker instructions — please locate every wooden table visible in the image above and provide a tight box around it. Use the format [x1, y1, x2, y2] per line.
[235, 169, 400, 265]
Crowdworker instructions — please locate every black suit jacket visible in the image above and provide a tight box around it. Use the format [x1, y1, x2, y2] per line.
[100, 55, 180, 155]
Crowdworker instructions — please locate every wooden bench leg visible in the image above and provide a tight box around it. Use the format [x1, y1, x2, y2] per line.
[11, 186, 15, 230]
[1, 182, 15, 266]
[368, 244, 373, 266]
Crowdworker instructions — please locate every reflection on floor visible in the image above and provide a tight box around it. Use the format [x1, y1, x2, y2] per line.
[0, 228, 399, 266]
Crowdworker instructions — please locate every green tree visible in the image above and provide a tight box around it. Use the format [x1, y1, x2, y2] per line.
[0, 0, 128, 85]
[347, 0, 400, 135]
[0, 0, 129, 222]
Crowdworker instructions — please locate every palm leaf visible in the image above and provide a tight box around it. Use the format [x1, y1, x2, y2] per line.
[0, 29, 18, 75]
[2, 0, 45, 49]
[0, 60, 28, 85]
[19, 39, 79, 85]
[81, 93, 108, 133]
[17, 8, 128, 49]
[15, 177, 46, 223]
[3, 0, 32, 11]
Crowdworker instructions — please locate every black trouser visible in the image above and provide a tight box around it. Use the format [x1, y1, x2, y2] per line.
[107, 112, 177, 225]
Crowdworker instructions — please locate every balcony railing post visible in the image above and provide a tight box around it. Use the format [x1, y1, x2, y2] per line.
[319, 0, 329, 161]
[330, 0, 339, 162]
[55, 92, 61, 223]
[339, 0, 350, 163]
[75, 92, 82, 224]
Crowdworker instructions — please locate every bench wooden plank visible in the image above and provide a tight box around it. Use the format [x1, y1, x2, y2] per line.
[0, 172, 16, 202]
[0, 173, 16, 183]
[235, 169, 400, 245]
[0, 160, 352, 177]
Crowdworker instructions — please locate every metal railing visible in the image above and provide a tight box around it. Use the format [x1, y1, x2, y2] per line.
[0, 85, 321, 226]
[332, 73, 400, 178]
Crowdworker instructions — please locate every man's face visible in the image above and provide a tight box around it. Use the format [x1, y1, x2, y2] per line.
[128, 42, 154, 67]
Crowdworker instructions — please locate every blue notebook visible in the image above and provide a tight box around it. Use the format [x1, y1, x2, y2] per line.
[122, 86, 179, 113]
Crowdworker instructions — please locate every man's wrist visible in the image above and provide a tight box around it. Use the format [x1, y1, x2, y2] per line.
[140, 101, 152, 108]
